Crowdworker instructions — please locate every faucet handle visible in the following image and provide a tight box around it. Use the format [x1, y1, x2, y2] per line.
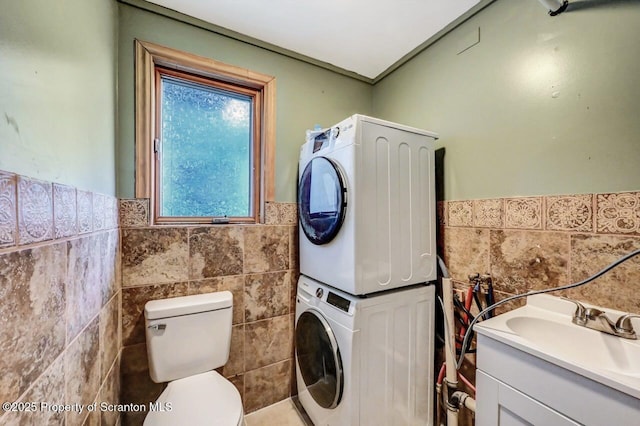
[615, 314, 640, 339]
[560, 297, 587, 325]
[585, 307, 606, 320]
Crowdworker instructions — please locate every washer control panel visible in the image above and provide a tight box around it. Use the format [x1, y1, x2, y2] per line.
[327, 291, 351, 313]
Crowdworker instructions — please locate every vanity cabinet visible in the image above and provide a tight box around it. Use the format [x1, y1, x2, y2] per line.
[475, 334, 640, 426]
[476, 371, 579, 426]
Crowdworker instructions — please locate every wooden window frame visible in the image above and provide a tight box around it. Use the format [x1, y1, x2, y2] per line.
[135, 39, 276, 224]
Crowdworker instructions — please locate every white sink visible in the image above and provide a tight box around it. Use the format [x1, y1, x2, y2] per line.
[475, 294, 640, 399]
[505, 316, 640, 377]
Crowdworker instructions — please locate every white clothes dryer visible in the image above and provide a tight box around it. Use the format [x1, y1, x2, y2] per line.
[295, 275, 435, 426]
[298, 114, 438, 296]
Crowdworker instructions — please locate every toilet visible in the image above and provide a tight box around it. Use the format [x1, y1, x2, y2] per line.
[143, 291, 244, 426]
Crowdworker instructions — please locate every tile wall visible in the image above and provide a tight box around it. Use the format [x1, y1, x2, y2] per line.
[118, 200, 298, 426]
[441, 191, 640, 312]
[0, 170, 121, 426]
[439, 190, 640, 426]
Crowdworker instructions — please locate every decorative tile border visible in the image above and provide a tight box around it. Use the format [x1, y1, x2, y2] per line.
[53, 183, 77, 238]
[92, 193, 106, 232]
[77, 190, 93, 234]
[473, 199, 504, 228]
[120, 200, 298, 228]
[265, 202, 297, 225]
[596, 192, 640, 235]
[448, 200, 473, 227]
[0, 172, 17, 248]
[545, 194, 594, 232]
[504, 197, 542, 230]
[119, 199, 150, 228]
[0, 169, 118, 250]
[445, 191, 639, 236]
[17, 176, 53, 245]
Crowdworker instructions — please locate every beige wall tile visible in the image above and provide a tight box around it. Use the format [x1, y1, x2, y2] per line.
[65, 318, 100, 426]
[489, 230, 570, 294]
[244, 226, 289, 274]
[120, 343, 163, 426]
[244, 360, 291, 413]
[66, 235, 104, 341]
[0, 352, 66, 426]
[189, 226, 244, 279]
[100, 293, 120, 381]
[289, 226, 298, 271]
[122, 228, 189, 286]
[0, 171, 119, 426]
[121, 282, 190, 346]
[99, 230, 121, 306]
[223, 325, 245, 377]
[245, 316, 291, 371]
[566, 233, 640, 313]
[245, 271, 291, 322]
[189, 275, 245, 324]
[99, 355, 121, 426]
[442, 227, 490, 282]
[0, 243, 66, 403]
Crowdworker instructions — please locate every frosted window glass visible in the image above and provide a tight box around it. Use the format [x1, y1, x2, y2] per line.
[159, 76, 252, 217]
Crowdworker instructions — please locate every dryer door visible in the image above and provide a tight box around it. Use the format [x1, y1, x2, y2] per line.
[295, 310, 344, 409]
[298, 157, 347, 245]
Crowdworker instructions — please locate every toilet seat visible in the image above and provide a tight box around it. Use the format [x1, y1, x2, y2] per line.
[144, 371, 244, 426]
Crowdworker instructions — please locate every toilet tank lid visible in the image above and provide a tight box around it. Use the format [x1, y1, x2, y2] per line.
[145, 291, 232, 320]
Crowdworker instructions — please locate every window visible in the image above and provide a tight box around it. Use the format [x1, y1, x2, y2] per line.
[135, 40, 275, 224]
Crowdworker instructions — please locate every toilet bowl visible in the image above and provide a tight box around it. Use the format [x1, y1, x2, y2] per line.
[144, 371, 243, 426]
[142, 292, 244, 425]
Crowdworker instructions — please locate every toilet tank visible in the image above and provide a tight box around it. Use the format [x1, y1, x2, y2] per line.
[144, 291, 233, 383]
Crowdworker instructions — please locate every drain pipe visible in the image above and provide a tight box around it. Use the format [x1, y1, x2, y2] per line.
[442, 276, 476, 426]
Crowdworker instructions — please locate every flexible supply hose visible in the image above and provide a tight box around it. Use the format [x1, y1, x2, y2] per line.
[456, 247, 640, 370]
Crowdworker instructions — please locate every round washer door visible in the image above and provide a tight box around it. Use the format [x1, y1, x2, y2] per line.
[295, 310, 344, 409]
[298, 157, 347, 245]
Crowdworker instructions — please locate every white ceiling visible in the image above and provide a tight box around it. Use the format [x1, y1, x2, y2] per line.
[145, 0, 482, 80]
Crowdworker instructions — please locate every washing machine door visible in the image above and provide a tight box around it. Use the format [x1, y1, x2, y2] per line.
[295, 310, 344, 409]
[298, 157, 347, 245]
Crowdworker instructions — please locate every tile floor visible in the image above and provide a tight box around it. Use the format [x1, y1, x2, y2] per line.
[245, 398, 307, 426]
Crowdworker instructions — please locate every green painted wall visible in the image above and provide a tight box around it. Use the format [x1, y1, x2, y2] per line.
[117, 3, 373, 201]
[0, 0, 118, 195]
[373, 0, 640, 200]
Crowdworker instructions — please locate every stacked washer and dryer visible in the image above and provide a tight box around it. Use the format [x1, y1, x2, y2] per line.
[295, 114, 439, 425]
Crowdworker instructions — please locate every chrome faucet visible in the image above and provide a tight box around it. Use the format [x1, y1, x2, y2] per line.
[615, 314, 640, 339]
[562, 297, 639, 340]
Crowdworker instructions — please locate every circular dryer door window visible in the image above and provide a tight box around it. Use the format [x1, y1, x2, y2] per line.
[295, 311, 344, 409]
[298, 157, 347, 245]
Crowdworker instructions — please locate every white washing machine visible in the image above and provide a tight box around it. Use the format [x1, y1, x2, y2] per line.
[295, 275, 435, 426]
[298, 114, 438, 296]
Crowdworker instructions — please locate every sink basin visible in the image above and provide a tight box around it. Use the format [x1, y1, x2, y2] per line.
[475, 294, 640, 399]
[505, 316, 640, 376]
